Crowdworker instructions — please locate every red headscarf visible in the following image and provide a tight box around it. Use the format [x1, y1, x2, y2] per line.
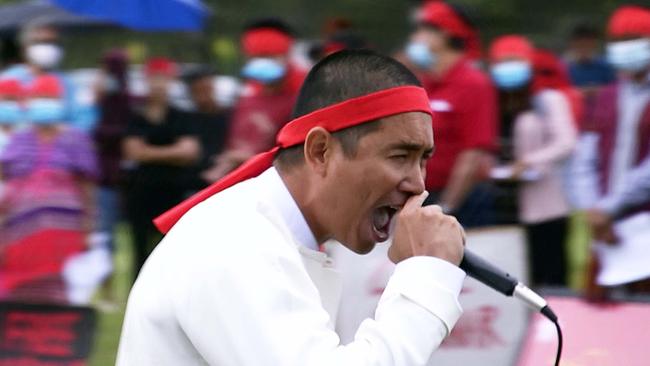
[154, 86, 433, 233]
[242, 27, 293, 57]
[489, 35, 534, 63]
[532, 49, 584, 126]
[607, 5, 650, 38]
[28, 75, 63, 99]
[532, 49, 570, 90]
[417, 0, 482, 59]
[145, 57, 177, 78]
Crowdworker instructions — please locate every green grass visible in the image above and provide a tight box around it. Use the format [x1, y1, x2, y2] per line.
[88, 225, 133, 366]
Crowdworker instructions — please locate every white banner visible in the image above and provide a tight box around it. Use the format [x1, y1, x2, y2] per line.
[326, 225, 531, 366]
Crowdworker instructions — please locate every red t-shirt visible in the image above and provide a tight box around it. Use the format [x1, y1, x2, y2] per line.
[422, 59, 498, 190]
[227, 65, 307, 153]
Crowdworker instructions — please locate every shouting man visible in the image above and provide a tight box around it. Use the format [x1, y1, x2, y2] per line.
[117, 50, 466, 366]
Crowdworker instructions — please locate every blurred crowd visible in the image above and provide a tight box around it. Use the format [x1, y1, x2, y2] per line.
[1, 1, 650, 308]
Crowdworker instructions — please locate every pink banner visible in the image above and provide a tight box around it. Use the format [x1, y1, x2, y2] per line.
[518, 296, 650, 366]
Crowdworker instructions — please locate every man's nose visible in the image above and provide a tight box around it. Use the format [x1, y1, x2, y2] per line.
[399, 164, 426, 195]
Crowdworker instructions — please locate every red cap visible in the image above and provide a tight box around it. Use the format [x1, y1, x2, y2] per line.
[417, 0, 481, 59]
[532, 49, 570, 90]
[241, 28, 293, 57]
[28, 75, 63, 98]
[532, 49, 584, 126]
[607, 6, 650, 38]
[489, 35, 534, 63]
[145, 57, 177, 78]
[0, 79, 24, 98]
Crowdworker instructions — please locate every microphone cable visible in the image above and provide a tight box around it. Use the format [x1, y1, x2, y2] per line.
[460, 250, 563, 365]
[541, 305, 562, 366]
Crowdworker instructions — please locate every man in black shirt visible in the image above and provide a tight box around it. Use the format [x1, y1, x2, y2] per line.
[122, 58, 200, 278]
[184, 67, 230, 191]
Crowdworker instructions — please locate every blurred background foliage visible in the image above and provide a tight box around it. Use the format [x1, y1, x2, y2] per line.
[0, 0, 647, 74]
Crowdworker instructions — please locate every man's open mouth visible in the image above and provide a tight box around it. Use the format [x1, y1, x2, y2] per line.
[371, 205, 400, 241]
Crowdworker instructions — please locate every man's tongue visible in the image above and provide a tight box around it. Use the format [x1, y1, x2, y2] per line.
[372, 207, 391, 233]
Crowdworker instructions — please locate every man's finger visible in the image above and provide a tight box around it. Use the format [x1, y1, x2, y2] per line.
[402, 191, 429, 213]
[459, 225, 466, 246]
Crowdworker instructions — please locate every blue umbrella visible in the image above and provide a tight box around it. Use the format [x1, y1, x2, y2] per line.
[50, 0, 210, 32]
[0, 0, 112, 34]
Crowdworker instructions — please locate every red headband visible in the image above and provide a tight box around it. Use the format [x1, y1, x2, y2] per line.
[154, 85, 433, 233]
[242, 28, 293, 57]
[417, 1, 482, 59]
[532, 49, 570, 90]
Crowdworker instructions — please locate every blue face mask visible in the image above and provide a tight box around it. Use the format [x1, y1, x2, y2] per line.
[0, 101, 23, 124]
[490, 61, 532, 90]
[26, 98, 66, 125]
[607, 38, 650, 73]
[242, 58, 287, 84]
[405, 41, 437, 69]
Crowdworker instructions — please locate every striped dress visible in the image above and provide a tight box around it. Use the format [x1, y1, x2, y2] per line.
[0, 126, 98, 303]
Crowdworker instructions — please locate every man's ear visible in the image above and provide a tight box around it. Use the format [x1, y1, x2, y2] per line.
[303, 127, 333, 176]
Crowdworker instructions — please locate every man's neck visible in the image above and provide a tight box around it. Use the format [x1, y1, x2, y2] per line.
[144, 101, 168, 123]
[276, 166, 328, 244]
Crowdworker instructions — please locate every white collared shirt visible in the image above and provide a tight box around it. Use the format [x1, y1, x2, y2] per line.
[117, 167, 465, 366]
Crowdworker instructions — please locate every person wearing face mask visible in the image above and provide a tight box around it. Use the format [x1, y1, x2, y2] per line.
[489, 36, 577, 287]
[565, 23, 616, 97]
[122, 58, 201, 280]
[0, 75, 98, 304]
[569, 5, 650, 298]
[0, 18, 97, 133]
[402, 0, 498, 227]
[201, 18, 307, 183]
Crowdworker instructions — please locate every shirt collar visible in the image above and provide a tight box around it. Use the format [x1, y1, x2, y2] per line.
[255, 167, 319, 251]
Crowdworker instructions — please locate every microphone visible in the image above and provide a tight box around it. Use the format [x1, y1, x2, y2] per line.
[459, 249, 557, 322]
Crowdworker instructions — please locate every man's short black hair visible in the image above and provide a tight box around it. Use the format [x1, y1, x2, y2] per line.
[570, 23, 601, 40]
[243, 17, 294, 36]
[275, 49, 422, 171]
[292, 49, 421, 118]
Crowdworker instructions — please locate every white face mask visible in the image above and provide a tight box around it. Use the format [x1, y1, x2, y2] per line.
[26, 98, 66, 125]
[606, 38, 650, 73]
[26, 43, 63, 70]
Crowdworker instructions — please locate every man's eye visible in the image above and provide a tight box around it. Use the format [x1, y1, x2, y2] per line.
[390, 155, 408, 161]
[420, 157, 428, 169]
